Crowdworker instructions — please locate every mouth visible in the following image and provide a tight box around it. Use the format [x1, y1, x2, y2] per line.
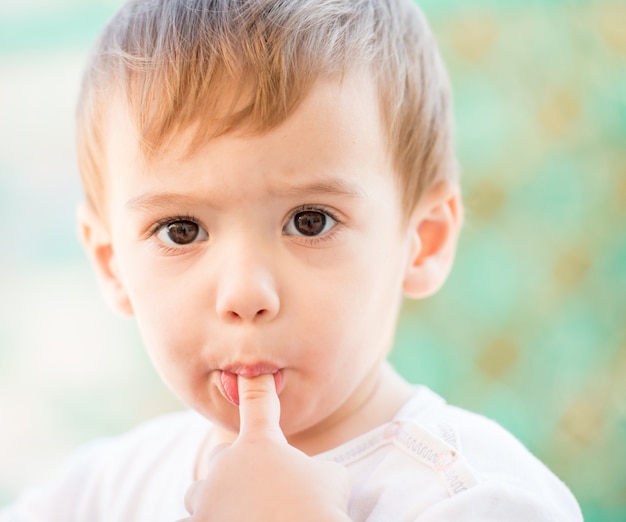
[219, 365, 284, 406]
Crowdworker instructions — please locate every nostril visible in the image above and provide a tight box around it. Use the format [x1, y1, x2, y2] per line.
[215, 277, 280, 322]
[223, 307, 271, 321]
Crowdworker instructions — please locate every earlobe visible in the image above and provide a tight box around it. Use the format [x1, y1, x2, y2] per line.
[402, 181, 463, 299]
[77, 203, 134, 316]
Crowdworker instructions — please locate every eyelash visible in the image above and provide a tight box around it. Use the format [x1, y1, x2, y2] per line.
[147, 214, 205, 255]
[146, 205, 343, 254]
[283, 205, 343, 245]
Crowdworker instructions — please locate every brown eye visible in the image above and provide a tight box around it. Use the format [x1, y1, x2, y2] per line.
[167, 221, 198, 244]
[156, 220, 208, 246]
[295, 211, 325, 236]
[284, 208, 337, 239]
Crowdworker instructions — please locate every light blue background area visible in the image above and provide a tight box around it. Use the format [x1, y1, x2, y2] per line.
[1, 1, 624, 520]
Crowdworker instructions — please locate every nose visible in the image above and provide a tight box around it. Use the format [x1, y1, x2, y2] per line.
[215, 242, 280, 323]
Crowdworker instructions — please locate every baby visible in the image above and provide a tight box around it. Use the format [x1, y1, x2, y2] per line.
[2, 0, 582, 520]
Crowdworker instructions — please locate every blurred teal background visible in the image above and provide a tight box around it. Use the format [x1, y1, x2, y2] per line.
[0, 1, 624, 520]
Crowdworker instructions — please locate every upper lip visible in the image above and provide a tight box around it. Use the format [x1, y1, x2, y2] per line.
[221, 363, 281, 377]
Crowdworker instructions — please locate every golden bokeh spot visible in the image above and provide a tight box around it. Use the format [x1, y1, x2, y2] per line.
[465, 178, 507, 222]
[595, 4, 626, 55]
[538, 89, 581, 138]
[477, 335, 520, 379]
[559, 397, 605, 447]
[447, 12, 498, 63]
[553, 247, 591, 290]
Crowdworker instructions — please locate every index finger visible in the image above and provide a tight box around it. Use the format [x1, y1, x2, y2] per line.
[237, 373, 285, 442]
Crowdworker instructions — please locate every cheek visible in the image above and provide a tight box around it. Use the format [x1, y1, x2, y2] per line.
[295, 253, 403, 364]
[136, 302, 205, 373]
[131, 300, 214, 414]
[115, 256, 209, 370]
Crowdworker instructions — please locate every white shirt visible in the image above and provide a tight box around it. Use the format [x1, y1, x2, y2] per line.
[1, 386, 582, 521]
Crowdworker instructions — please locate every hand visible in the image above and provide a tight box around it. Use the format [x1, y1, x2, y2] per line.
[179, 374, 352, 521]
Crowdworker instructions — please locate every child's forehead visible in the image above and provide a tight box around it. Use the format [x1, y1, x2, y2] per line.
[100, 72, 397, 215]
[104, 70, 384, 168]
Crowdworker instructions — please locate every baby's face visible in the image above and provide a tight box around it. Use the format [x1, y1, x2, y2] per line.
[98, 73, 416, 443]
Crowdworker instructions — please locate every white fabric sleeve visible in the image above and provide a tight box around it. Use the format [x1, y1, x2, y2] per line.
[0, 440, 108, 522]
[0, 410, 205, 522]
[413, 480, 583, 522]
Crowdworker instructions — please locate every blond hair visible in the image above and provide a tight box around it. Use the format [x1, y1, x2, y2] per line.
[77, 0, 457, 219]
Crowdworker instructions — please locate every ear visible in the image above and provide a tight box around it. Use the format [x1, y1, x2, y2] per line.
[402, 181, 463, 299]
[77, 202, 134, 316]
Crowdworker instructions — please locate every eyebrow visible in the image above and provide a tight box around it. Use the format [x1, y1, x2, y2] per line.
[125, 179, 365, 212]
[277, 179, 365, 199]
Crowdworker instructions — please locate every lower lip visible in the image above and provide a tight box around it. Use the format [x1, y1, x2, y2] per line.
[219, 370, 284, 406]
